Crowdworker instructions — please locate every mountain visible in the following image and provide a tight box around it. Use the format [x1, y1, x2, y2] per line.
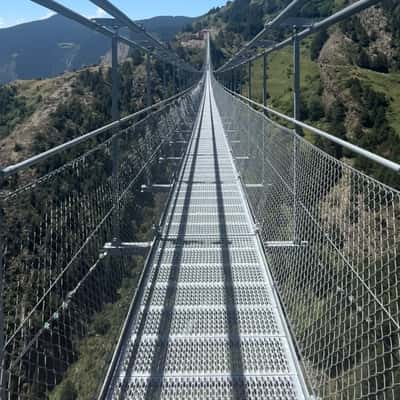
[0, 14, 194, 84]
[185, 0, 400, 188]
[138, 16, 195, 40]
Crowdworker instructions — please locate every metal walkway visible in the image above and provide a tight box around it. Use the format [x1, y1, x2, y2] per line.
[104, 70, 309, 399]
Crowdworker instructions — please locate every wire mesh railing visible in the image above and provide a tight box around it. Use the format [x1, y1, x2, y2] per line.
[0, 83, 203, 399]
[212, 77, 400, 400]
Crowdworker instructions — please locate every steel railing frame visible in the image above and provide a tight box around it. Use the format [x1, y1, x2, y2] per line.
[216, 0, 383, 131]
[1, 85, 198, 179]
[88, 0, 198, 74]
[217, 0, 382, 73]
[211, 74, 400, 399]
[221, 85, 400, 173]
[0, 74, 205, 400]
[217, 0, 309, 73]
[31, 0, 198, 74]
[97, 71, 207, 399]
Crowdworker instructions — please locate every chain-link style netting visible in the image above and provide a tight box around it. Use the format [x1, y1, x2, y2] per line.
[212, 78, 400, 400]
[0, 84, 203, 399]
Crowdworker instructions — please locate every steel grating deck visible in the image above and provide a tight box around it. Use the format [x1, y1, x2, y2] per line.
[105, 73, 308, 399]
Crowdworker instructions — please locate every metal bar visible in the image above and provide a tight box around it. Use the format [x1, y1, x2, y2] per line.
[262, 53, 267, 108]
[31, 0, 197, 73]
[31, 0, 114, 36]
[111, 34, 120, 122]
[293, 27, 301, 134]
[30, 0, 148, 54]
[223, 86, 400, 173]
[266, 0, 309, 28]
[163, 62, 167, 98]
[1, 85, 196, 177]
[146, 53, 152, 108]
[218, 0, 381, 72]
[293, 136, 298, 244]
[178, 69, 182, 92]
[0, 179, 4, 399]
[102, 242, 153, 257]
[111, 32, 120, 242]
[239, 65, 243, 94]
[89, 0, 197, 73]
[217, 0, 309, 72]
[141, 184, 173, 193]
[265, 241, 308, 247]
[173, 64, 177, 94]
[248, 61, 252, 100]
[97, 237, 159, 399]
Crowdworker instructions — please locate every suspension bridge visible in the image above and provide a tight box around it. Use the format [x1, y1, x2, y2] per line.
[0, 0, 399, 399]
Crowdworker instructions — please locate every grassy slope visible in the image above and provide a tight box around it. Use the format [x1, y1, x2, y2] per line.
[242, 39, 400, 140]
[350, 67, 400, 137]
[243, 41, 320, 109]
[242, 39, 329, 141]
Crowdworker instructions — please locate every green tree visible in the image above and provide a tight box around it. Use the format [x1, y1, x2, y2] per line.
[308, 95, 325, 120]
[310, 29, 329, 60]
[59, 381, 78, 400]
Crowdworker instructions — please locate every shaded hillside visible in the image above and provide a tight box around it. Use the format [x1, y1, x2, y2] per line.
[0, 14, 194, 84]
[139, 16, 195, 40]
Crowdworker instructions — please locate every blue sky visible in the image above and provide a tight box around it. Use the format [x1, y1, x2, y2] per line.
[0, 0, 227, 28]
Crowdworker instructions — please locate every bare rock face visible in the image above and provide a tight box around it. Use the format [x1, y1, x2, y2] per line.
[317, 3, 394, 141]
[358, 5, 393, 62]
[319, 30, 353, 66]
[101, 42, 131, 66]
[318, 30, 353, 110]
[0, 74, 77, 166]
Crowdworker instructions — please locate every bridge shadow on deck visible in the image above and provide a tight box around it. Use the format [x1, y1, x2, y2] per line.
[209, 91, 246, 399]
[118, 89, 205, 399]
[120, 81, 246, 399]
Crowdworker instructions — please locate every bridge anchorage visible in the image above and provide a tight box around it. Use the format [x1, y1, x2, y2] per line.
[1, 0, 400, 399]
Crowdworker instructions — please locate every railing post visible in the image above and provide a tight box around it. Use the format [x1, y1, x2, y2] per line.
[111, 32, 121, 243]
[293, 135, 298, 245]
[172, 64, 176, 94]
[247, 64, 251, 156]
[263, 53, 267, 112]
[111, 33, 120, 123]
[240, 66, 243, 95]
[292, 26, 301, 242]
[248, 61, 252, 100]
[293, 26, 301, 134]
[0, 171, 5, 399]
[146, 53, 152, 108]
[163, 61, 167, 98]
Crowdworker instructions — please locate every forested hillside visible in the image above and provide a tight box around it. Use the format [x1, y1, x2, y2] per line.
[0, 45, 193, 399]
[0, 51, 181, 166]
[187, 0, 400, 188]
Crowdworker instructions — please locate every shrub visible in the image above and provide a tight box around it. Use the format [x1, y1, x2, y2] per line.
[58, 381, 78, 400]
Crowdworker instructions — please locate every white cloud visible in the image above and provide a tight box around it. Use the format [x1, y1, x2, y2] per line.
[0, 6, 108, 29]
[89, 7, 109, 19]
[0, 17, 29, 28]
[40, 11, 56, 20]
